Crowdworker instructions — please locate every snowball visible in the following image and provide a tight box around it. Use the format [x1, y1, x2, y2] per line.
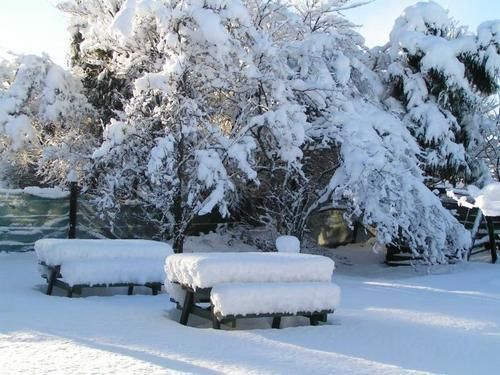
[275, 235, 300, 253]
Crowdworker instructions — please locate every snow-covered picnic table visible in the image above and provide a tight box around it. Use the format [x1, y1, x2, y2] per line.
[35, 239, 172, 297]
[165, 252, 341, 329]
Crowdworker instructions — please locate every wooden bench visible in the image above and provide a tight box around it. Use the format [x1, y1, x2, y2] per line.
[165, 252, 340, 329]
[210, 282, 340, 329]
[35, 239, 172, 297]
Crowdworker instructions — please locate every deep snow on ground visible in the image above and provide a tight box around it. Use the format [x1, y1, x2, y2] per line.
[0, 240, 499, 374]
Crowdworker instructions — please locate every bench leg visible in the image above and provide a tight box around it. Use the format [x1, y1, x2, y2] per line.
[310, 313, 325, 326]
[67, 287, 74, 298]
[152, 285, 159, 296]
[46, 269, 57, 295]
[180, 290, 194, 325]
[128, 285, 134, 295]
[272, 316, 281, 329]
[212, 315, 221, 330]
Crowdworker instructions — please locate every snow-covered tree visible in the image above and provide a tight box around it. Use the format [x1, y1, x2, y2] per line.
[258, 0, 473, 261]
[0, 53, 97, 187]
[62, 0, 287, 252]
[58, 0, 476, 262]
[383, 1, 500, 186]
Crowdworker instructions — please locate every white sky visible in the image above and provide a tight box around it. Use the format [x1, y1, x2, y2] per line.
[0, 0, 499, 67]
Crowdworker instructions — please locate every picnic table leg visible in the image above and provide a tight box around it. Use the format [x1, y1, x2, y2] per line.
[272, 316, 281, 329]
[180, 290, 194, 325]
[46, 269, 57, 295]
[319, 312, 328, 323]
[67, 287, 74, 298]
[212, 314, 221, 329]
[128, 285, 134, 295]
[152, 285, 159, 296]
[309, 314, 320, 326]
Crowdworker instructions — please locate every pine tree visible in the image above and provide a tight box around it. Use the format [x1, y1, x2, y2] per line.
[383, 1, 500, 186]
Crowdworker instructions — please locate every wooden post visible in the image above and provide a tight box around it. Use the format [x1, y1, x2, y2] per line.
[486, 216, 497, 264]
[68, 181, 78, 239]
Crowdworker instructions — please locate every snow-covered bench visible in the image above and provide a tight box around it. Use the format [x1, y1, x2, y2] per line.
[165, 252, 340, 328]
[210, 282, 341, 328]
[35, 239, 172, 297]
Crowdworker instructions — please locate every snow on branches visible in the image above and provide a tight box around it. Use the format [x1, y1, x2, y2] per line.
[384, 1, 500, 186]
[2, 0, 495, 263]
[0, 53, 96, 187]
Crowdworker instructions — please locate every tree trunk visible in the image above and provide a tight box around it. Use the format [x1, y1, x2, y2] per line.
[173, 232, 185, 254]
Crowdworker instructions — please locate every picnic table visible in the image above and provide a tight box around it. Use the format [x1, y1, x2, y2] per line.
[36, 239, 172, 296]
[165, 252, 341, 329]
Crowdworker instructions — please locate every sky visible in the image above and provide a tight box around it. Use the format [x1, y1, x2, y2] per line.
[0, 0, 499, 68]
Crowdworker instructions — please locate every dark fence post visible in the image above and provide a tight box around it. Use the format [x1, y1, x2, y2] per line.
[486, 216, 497, 264]
[68, 179, 79, 239]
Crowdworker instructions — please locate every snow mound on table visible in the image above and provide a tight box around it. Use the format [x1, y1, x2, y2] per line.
[211, 282, 341, 317]
[275, 235, 300, 253]
[165, 252, 335, 289]
[35, 239, 172, 286]
[35, 239, 172, 266]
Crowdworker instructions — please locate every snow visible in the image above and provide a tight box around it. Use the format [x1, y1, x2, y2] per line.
[165, 252, 335, 289]
[4, 114, 34, 150]
[23, 186, 69, 199]
[1, 242, 500, 374]
[469, 182, 500, 217]
[332, 52, 351, 86]
[35, 239, 173, 286]
[92, 119, 130, 159]
[110, 0, 137, 42]
[275, 235, 301, 253]
[211, 281, 341, 317]
[389, 1, 451, 50]
[195, 149, 234, 216]
[447, 183, 500, 217]
[0, 186, 68, 198]
[35, 239, 172, 265]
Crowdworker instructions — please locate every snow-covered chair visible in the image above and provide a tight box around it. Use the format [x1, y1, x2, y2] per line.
[165, 252, 340, 328]
[35, 239, 172, 297]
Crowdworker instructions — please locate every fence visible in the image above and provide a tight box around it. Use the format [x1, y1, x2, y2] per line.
[0, 190, 70, 252]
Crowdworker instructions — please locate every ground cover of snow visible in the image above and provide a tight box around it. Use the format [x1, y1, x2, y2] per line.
[1, 238, 500, 374]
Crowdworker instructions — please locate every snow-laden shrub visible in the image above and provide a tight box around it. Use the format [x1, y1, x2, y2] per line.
[0, 53, 97, 187]
[326, 101, 471, 263]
